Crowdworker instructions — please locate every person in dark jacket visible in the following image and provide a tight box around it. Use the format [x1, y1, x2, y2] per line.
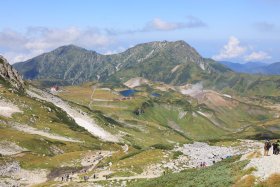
[273, 141, 278, 155]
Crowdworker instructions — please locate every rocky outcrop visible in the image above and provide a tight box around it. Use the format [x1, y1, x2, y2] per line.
[0, 55, 25, 90]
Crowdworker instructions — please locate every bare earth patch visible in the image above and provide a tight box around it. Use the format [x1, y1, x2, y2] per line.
[13, 124, 82, 143]
[0, 100, 22, 118]
[0, 141, 28, 156]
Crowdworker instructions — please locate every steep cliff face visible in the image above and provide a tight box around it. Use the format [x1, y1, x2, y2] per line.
[0, 56, 25, 90]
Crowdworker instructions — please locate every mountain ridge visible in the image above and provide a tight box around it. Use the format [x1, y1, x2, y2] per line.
[219, 61, 280, 75]
[13, 40, 230, 86]
[12, 40, 280, 97]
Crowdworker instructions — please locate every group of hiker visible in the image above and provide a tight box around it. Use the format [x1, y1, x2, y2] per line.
[62, 173, 101, 182]
[61, 174, 72, 182]
[199, 162, 207, 167]
[264, 139, 280, 156]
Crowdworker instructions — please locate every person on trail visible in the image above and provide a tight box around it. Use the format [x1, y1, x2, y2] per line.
[276, 140, 280, 155]
[84, 175, 89, 182]
[203, 162, 206, 167]
[273, 141, 278, 155]
[264, 139, 271, 156]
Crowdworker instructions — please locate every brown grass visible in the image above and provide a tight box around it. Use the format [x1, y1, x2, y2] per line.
[233, 175, 256, 187]
[259, 174, 280, 187]
[246, 151, 262, 159]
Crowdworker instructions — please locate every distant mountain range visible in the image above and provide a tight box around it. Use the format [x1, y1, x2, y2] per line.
[219, 61, 280, 75]
[13, 40, 280, 96]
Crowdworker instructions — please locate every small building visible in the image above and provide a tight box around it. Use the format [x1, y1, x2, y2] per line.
[50, 85, 59, 92]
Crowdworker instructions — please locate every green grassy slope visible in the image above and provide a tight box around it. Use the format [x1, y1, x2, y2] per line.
[0, 85, 121, 172]
[58, 82, 279, 143]
[129, 156, 251, 187]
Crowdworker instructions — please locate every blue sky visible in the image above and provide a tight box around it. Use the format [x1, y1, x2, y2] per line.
[0, 0, 279, 63]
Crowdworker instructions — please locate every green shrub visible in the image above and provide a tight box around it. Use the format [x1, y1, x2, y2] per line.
[119, 150, 143, 160]
[150, 144, 173, 150]
[172, 151, 183, 159]
[129, 156, 249, 187]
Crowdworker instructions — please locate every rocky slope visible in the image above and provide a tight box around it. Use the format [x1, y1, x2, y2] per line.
[0, 55, 24, 90]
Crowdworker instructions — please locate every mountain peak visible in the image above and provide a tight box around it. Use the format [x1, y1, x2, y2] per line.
[133, 40, 192, 49]
[53, 44, 89, 53]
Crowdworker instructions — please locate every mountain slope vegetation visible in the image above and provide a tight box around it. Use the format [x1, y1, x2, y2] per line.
[13, 41, 229, 85]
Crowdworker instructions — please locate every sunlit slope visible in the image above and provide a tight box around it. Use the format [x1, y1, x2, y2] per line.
[58, 82, 279, 142]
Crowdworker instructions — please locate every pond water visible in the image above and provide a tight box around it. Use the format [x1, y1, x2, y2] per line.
[151, 93, 161, 97]
[119, 89, 136, 97]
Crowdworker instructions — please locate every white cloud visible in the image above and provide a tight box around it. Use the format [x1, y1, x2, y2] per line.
[213, 36, 272, 62]
[0, 27, 114, 64]
[144, 16, 206, 31]
[105, 16, 206, 35]
[244, 51, 271, 61]
[104, 46, 126, 55]
[148, 18, 179, 31]
[0, 17, 206, 64]
[212, 36, 247, 60]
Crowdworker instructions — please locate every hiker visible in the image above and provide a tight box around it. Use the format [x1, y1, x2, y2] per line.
[203, 162, 206, 167]
[264, 139, 271, 156]
[93, 174, 96, 179]
[277, 140, 280, 155]
[84, 175, 89, 182]
[273, 141, 278, 155]
[61, 176, 64, 182]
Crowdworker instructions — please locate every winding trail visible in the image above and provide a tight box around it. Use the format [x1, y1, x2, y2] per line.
[13, 124, 81, 143]
[88, 85, 97, 110]
[77, 174, 160, 182]
[27, 87, 119, 142]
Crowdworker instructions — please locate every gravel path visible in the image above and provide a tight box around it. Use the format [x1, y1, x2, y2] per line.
[27, 87, 119, 142]
[0, 141, 27, 155]
[244, 148, 280, 180]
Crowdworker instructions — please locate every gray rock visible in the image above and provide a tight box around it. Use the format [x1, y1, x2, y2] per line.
[0, 56, 25, 91]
